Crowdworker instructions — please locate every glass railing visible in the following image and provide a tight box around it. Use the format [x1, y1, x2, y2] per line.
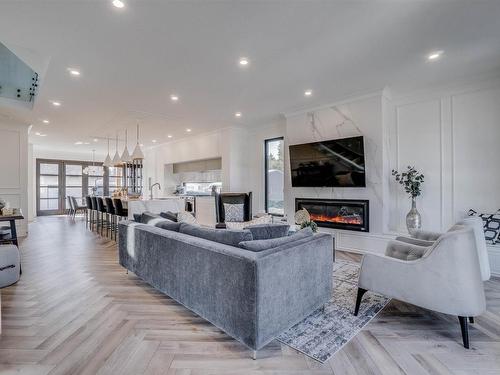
[0, 42, 38, 104]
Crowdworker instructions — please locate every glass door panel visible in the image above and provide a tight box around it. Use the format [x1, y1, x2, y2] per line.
[65, 164, 83, 207]
[37, 161, 62, 215]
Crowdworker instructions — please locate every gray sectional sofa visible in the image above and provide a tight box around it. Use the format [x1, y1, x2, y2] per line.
[118, 220, 333, 354]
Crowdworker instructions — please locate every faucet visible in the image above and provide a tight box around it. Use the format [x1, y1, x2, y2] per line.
[149, 182, 161, 199]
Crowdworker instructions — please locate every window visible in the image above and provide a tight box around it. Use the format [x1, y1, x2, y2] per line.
[265, 137, 284, 216]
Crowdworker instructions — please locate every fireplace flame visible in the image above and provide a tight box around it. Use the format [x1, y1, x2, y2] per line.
[309, 213, 362, 225]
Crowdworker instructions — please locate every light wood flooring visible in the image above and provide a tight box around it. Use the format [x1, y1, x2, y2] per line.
[0, 216, 499, 375]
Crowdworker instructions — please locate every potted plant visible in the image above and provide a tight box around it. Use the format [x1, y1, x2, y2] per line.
[392, 166, 424, 233]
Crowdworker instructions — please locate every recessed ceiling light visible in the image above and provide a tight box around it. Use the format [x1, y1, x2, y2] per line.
[75, 141, 83, 145]
[112, 0, 125, 8]
[35, 132, 41, 136]
[235, 112, 242, 118]
[167, 135, 173, 138]
[68, 69, 80, 76]
[304, 90, 313, 97]
[239, 57, 249, 66]
[170, 94, 179, 102]
[51, 101, 61, 106]
[35, 132, 47, 137]
[427, 50, 443, 61]
[152, 139, 157, 143]
[186, 128, 192, 132]
[93, 138, 99, 142]
[42, 119, 50, 124]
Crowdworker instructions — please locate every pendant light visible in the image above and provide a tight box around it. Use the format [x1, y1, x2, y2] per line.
[121, 128, 132, 163]
[103, 137, 112, 167]
[131, 123, 144, 160]
[112, 131, 122, 166]
[83, 149, 97, 175]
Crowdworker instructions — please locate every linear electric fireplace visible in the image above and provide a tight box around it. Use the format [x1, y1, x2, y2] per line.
[295, 198, 369, 232]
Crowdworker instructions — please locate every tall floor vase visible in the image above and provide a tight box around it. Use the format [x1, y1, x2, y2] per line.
[406, 197, 421, 234]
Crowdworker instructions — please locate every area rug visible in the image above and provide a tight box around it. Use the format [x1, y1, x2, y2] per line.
[277, 260, 390, 363]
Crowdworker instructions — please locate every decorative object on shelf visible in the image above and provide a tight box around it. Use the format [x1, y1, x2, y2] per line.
[2, 207, 14, 216]
[121, 128, 132, 163]
[83, 149, 100, 175]
[131, 123, 144, 160]
[392, 166, 425, 234]
[294, 208, 318, 233]
[112, 131, 122, 166]
[103, 137, 112, 167]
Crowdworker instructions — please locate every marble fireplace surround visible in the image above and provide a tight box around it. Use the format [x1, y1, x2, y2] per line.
[284, 90, 392, 255]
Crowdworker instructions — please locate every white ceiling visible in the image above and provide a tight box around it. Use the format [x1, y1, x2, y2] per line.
[0, 0, 499, 155]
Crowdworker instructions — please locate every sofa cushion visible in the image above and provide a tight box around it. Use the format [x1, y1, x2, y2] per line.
[238, 227, 314, 252]
[244, 223, 290, 240]
[154, 220, 182, 232]
[160, 211, 178, 222]
[179, 223, 253, 246]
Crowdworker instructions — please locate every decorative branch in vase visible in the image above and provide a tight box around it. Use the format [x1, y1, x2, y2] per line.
[392, 166, 424, 234]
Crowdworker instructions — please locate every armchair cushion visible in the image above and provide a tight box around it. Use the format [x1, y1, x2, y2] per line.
[385, 240, 429, 261]
[238, 227, 313, 252]
[223, 203, 245, 222]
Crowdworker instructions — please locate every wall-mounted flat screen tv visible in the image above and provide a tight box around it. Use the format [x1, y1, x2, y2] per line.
[289, 136, 366, 187]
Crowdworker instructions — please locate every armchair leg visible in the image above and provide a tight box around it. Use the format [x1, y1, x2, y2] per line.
[251, 350, 257, 360]
[469, 317, 474, 324]
[354, 288, 367, 316]
[458, 316, 470, 349]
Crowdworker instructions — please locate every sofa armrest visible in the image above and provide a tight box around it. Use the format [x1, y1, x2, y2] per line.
[254, 233, 333, 349]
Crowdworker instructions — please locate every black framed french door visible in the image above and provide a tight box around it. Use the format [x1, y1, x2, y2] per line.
[36, 158, 111, 216]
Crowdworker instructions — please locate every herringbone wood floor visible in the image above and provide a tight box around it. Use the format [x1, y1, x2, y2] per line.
[0, 216, 499, 374]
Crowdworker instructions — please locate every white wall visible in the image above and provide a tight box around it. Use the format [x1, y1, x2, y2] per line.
[390, 79, 500, 275]
[0, 118, 29, 235]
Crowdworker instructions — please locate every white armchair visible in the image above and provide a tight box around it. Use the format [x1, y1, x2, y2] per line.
[355, 226, 486, 349]
[396, 216, 491, 281]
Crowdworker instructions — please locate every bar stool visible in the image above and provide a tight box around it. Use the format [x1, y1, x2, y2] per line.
[90, 196, 98, 232]
[67, 196, 75, 217]
[113, 199, 128, 240]
[71, 196, 86, 218]
[104, 197, 117, 240]
[96, 197, 107, 236]
[85, 196, 93, 229]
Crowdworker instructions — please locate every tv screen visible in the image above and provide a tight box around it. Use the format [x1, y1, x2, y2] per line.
[289, 136, 366, 187]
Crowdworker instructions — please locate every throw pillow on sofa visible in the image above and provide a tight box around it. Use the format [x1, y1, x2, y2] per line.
[179, 223, 253, 247]
[160, 211, 178, 222]
[244, 223, 290, 240]
[238, 227, 314, 252]
[468, 208, 500, 244]
[177, 211, 197, 224]
[139, 212, 162, 224]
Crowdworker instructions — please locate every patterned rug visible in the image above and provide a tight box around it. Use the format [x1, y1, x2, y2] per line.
[277, 260, 390, 363]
